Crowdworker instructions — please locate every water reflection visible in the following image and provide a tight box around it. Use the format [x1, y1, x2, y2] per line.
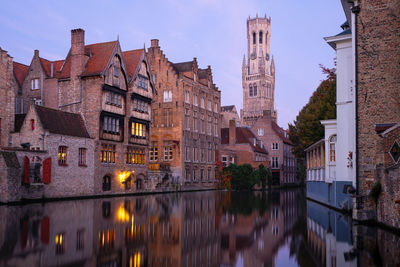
[0, 189, 399, 267]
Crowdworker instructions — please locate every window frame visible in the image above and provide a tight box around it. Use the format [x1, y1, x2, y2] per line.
[58, 146, 68, 166]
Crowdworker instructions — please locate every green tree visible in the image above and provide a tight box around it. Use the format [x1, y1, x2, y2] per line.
[257, 164, 271, 190]
[289, 65, 336, 181]
[226, 164, 259, 190]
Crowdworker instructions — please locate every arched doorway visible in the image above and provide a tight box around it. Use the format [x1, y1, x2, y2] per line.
[102, 175, 111, 191]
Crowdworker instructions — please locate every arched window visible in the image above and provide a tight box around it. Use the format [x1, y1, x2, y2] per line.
[136, 178, 143, 190]
[253, 84, 257, 96]
[102, 175, 111, 191]
[329, 135, 337, 162]
[253, 32, 256, 44]
[249, 84, 253, 97]
[259, 31, 263, 44]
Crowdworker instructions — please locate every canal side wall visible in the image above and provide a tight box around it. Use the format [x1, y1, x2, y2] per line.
[307, 181, 353, 210]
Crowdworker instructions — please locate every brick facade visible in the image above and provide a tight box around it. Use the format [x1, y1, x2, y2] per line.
[250, 114, 296, 185]
[57, 29, 155, 195]
[220, 120, 268, 169]
[147, 39, 221, 187]
[0, 48, 16, 148]
[354, 0, 400, 221]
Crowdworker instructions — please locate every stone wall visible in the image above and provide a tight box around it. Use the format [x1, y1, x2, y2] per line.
[356, 0, 400, 217]
[0, 48, 16, 148]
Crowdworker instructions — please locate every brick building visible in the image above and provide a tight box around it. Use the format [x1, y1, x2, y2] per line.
[220, 120, 268, 169]
[18, 50, 64, 113]
[251, 113, 296, 185]
[221, 105, 239, 128]
[57, 29, 155, 194]
[146, 39, 221, 187]
[0, 105, 94, 203]
[337, 0, 400, 226]
[0, 48, 17, 148]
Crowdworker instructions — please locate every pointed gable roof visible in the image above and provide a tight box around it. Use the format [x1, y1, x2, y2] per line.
[83, 41, 117, 76]
[34, 105, 91, 138]
[122, 49, 144, 79]
[39, 57, 65, 78]
[13, 61, 29, 87]
[59, 40, 117, 79]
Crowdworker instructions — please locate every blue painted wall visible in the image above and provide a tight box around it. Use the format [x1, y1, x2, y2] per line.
[306, 181, 352, 210]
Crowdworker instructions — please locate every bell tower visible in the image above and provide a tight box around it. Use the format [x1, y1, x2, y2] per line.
[241, 14, 277, 126]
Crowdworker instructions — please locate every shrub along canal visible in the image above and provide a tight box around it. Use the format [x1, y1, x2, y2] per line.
[0, 189, 399, 266]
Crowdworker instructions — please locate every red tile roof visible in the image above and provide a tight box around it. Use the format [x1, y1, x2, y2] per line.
[83, 41, 117, 76]
[39, 58, 65, 78]
[122, 49, 144, 79]
[221, 127, 268, 154]
[59, 41, 117, 79]
[13, 61, 29, 87]
[34, 105, 91, 138]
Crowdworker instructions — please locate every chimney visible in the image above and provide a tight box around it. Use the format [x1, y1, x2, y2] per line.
[229, 119, 236, 145]
[70, 29, 86, 82]
[151, 39, 159, 48]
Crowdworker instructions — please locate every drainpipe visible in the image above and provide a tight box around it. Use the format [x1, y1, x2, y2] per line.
[350, 1, 360, 196]
[40, 71, 43, 105]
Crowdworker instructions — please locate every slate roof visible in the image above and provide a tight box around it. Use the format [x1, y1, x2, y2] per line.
[0, 151, 20, 168]
[171, 61, 193, 73]
[122, 49, 144, 79]
[34, 105, 91, 138]
[336, 28, 351, 37]
[14, 114, 26, 132]
[59, 41, 117, 79]
[221, 105, 236, 112]
[198, 68, 208, 79]
[13, 62, 29, 87]
[221, 127, 268, 154]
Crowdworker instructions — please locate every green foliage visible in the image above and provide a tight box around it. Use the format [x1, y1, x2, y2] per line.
[224, 164, 260, 190]
[369, 181, 382, 204]
[288, 65, 337, 179]
[256, 164, 271, 190]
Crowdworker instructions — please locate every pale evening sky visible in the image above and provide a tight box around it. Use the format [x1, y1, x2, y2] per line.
[0, 0, 345, 129]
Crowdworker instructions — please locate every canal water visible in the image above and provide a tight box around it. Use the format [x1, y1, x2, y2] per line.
[0, 189, 399, 267]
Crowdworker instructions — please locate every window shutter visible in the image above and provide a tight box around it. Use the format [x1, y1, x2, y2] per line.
[24, 156, 30, 184]
[43, 157, 52, 184]
[40, 216, 50, 244]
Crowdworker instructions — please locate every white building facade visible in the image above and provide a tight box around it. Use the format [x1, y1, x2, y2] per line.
[306, 22, 356, 210]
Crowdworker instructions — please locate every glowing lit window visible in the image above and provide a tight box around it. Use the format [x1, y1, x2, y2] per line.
[55, 233, 65, 254]
[58, 146, 68, 166]
[100, 144, 116, 163]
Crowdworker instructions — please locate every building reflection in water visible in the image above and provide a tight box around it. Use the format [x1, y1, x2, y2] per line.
[0, 190, 400, 267]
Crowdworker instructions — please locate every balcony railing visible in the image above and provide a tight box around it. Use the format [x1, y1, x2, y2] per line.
[306, 167, 325, 182]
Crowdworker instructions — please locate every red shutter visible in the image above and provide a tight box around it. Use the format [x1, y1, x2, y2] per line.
[40, 216, 50, 244]
[21, 220, 28, 249]
[43, 157, 51, 184]
[24, 156, 30, 184]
